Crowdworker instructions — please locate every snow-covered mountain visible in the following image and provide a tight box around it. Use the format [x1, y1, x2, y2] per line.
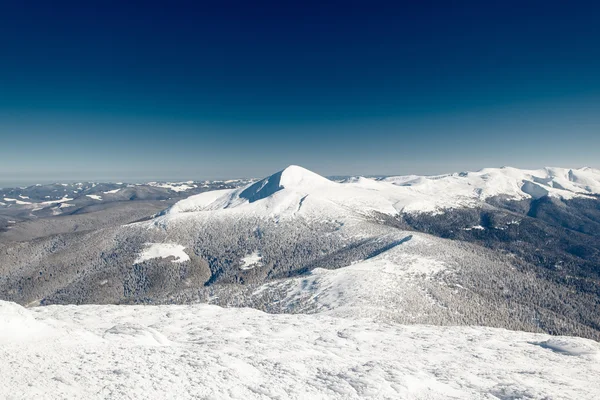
[161, 165, 600, 217]
[163, 165, 398, 218]
[104, 165, 597, 339]
[2, 165, 600, 339]
[381, 166, 600, 212]
[2, 165, 600, 399]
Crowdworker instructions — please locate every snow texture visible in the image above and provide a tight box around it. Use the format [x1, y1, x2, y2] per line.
[162, 166, 600, 219]
[252, 234, 453, 318]
[0, 300, 598, 399]
[3, 197, 32, 205]
[134, 243, 190, 264]
[147, 182, 196, 192]
[239, 251, 263, 270]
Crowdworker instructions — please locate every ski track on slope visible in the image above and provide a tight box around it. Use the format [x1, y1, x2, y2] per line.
[1, 301, 599, 400]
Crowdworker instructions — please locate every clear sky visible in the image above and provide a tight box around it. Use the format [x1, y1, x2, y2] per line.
[0, 1, 599, 184]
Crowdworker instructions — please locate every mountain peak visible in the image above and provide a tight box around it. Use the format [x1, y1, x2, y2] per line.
[278, 165, 331, 188]
[240, 165, 332, 203]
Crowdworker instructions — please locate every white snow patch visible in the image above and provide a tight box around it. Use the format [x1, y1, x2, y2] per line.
[103, 189, 121, 194]
[147, 182, 195, 192]
[4, 197, 32, 205]
[86, 195, 102, 201]
[135, 243, 190, 264]
[40, 196, 73, 205]
[463, 225, 485, 231]
[240, 251, 262, 270]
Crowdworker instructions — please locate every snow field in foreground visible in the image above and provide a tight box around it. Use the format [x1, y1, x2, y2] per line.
[1, 301, 599, 400]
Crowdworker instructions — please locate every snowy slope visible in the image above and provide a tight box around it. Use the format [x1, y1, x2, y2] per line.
[160, 165, 600, 220]
[162, 165, 396, 219]
[381, 166, 600, 212]
[1, 300, 599, 400]
[251, 233, 452, 320]
[126, 165, 600, 325]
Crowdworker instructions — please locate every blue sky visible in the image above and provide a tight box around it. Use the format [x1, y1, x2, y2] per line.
[0, 1, 599, 184]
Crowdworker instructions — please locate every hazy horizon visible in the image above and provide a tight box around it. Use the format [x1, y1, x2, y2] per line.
[2, 163, 599, 190]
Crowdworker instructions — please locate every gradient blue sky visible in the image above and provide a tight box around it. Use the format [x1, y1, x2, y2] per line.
[1, 1, 599, 184]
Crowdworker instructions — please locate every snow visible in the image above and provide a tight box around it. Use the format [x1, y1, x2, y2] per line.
[4, 166, 598, 398]
[238, 165, 331, 202]
[86, 194, 102, 201]
[381, 166, 600, 212]
[134, 243, 190, 264]
[167, 189, 234, 214]
[147, 182, 195, 192]
[253, 234, 453, 318]
[0, 301, 55, 342]
[240, 251, 262, 270]
[160, 166, 400, 219]
[157, 166, 600, 222]
[463, 225, 485, 231]
[103, 189, 121, 194]
[3, 197, 32, 205]
[27, 196, 75, 211]
[1, 300, 598, 399]
[40, 196, 73, 205]
[535, 337, 599, 356]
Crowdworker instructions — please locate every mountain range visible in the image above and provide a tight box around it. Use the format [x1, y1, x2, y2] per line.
[2, 165, 600, 398]
[1, 165, 599, 340]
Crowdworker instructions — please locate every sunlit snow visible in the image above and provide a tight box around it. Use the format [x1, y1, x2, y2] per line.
[240, 251, 262, 270]
[135, 243, 190, 264]
[147, 182, 196, 192]
[161, 165, 600, 219]
[3, 197, 32, 205]
[1, 301, 598, 399]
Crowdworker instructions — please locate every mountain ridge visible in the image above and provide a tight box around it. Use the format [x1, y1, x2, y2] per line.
[162, 165, 600, 218]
